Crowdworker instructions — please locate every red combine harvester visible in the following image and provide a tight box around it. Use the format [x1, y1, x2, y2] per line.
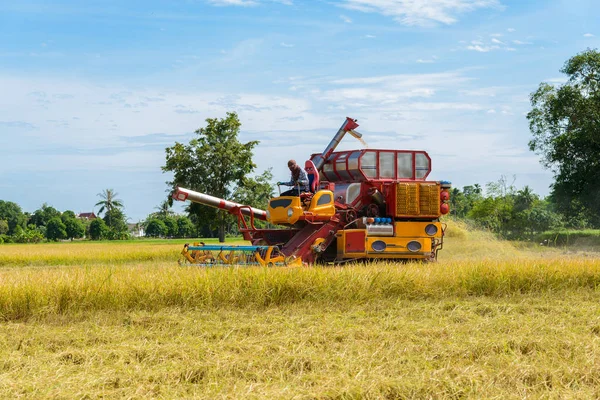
[174, 118, 451, 266]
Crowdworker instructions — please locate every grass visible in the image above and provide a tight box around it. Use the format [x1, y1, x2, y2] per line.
[2, 220, 600, 398]
[0, 237, 244, 267]
[3, 296, 600, 398]
[2, 258, 600, 321]
[538, 228, 600, 248]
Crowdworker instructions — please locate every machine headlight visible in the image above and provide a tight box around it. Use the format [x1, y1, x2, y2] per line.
[266, 210, 270, 220]
[407, 241, 422, 252]
[287, 208, 294, 217]
[425, 224, 438, 236]
[371, 240, 386, 252]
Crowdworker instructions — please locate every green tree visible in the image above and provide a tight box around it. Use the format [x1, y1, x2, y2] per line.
[175, 215, 195, 238]
[61, 210, 76, 223]
[0, 219, 8, 235]
[528, 49, 600, 226]
[163, 112, 260, 242]
[20, 225, 44, 243]
[102, 208, 127, 231]
[145, 218, 168, 238]
[233, 169, 274, 211]
[102, 208, 129, 240]
[89, 218, 108, 240]
[64, 218, 85, 241]
[154, 200, 174, 220]
[231, 169, 275, 231]
[526, 203, 563, 238]
[163, 217, 178, 238]
[46, 217, 67, 241]
[450, 184, 483, 218]
[95, 189, 124, 228]
[30, 204, 61, 227]
[0, 200, 27, 235]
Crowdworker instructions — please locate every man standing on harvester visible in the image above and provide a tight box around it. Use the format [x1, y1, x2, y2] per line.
[278, 159, 309, 196]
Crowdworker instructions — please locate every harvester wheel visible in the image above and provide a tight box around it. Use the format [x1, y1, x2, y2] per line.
[345, 210, 357, 224]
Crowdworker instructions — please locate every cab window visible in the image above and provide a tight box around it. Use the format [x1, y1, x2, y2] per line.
[317, 193, 332, 206]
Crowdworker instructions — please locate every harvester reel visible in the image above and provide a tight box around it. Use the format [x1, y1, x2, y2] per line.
[180, 243, 291, 267]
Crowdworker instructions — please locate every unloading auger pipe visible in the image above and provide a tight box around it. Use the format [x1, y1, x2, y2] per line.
[312, 117, 362, 172]
[172, 187, 268, 221]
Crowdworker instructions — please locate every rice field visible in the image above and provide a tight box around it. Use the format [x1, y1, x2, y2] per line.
[1, 220, 600, 399]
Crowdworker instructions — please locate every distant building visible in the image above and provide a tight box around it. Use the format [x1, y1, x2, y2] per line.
[128, 223, 144, 238]
[78, 212, 97, 220]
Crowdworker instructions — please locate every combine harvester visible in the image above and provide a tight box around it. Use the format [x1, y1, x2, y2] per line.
[174, 117, 451, 266]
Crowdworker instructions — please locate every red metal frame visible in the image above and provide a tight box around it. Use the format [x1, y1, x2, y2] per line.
[312, 149, 431, 183]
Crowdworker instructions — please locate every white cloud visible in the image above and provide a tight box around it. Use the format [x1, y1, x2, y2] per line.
[416, 55, 437, 63]
[364, 34, 376, 38]
[321, 87, 436, 103]
[584, 33, 595, 37]
[545, 77, 568, 84]
[280, 42, 294, 47]
[465, 36, 518, 52]
[507, 28, 515, 32]
[512, 40, 531, 45]
[340, 14, 353, 23]
[330, 71, 470, 87]
[0, 75, 313, 156]
[467, 44, 499, 52]
[315, 71, 480, 109]
[340, 0, 501, 26]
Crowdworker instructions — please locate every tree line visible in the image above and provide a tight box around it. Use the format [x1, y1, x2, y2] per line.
[0, 190, 199, 243]
[450, 177, 564, 240]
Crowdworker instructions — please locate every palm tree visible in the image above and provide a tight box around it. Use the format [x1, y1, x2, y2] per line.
[155, 200, 174, 219]
[95, 189, 124, 227]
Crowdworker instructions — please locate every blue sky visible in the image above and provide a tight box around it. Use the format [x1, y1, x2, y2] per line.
[1, 0, 598, 222]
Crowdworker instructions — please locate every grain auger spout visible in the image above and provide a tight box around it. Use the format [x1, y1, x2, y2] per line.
[312, 117, 362, 171]
[172, 187, 268, 220]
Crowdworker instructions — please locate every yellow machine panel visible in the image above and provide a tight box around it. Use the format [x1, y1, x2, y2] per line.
[267, 190, 335, 225]
[394, 221, 443, 239]
[306, 190, 336, 218]
[268, 196, 303, 225]
[336, 220, 443, 261]
[419, 183, 441, 216]
[394, 182, 441, 218]
[395, 183, 419, 215]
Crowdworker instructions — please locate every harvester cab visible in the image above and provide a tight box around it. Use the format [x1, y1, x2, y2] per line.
[267, 188, 336, 226]
[174, 117, 452, 266]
